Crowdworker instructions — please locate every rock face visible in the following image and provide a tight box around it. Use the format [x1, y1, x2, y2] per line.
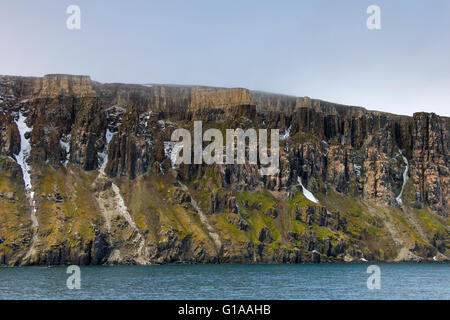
[0, 74, 448, 266]
[410, 113, 449, 215]
[33, 74, 96, 97]
[189, 87, 255, 120]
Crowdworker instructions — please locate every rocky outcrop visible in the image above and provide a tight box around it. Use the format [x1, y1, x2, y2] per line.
[188, 87, 255, 121]
[0, 74, 448, 265]
[0, 113, 20, 156]
[410, 113, 449, 215]
[105, 107, 154, 178]
[33, 74, 96, 98]
[294, 205, 347, 231]
[258, 227, 273, 243]
[69, 98, 107, 170]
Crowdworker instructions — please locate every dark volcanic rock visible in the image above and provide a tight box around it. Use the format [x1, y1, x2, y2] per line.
[258, 227, 273, 243]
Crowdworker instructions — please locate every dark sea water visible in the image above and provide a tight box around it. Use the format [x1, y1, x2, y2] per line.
[0, 263, 448, 300]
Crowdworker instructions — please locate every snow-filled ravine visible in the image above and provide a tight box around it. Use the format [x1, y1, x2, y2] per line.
[14, 112, 38, 235]
[297, 176, 319, 204]
[14, 113, 32, 189]
[163, 141, 184, 169]
[179, 182, 222, 249]
[281, 125, 291, 141]
[93, 127, 148, 263]
[60, 133, 71, 166]
[281, 125, 291, 152]
[13, 111, 40, 261]
[96, 127, 138, 229]
[99, 129, 114, 174]
[396, 150, 409, 206]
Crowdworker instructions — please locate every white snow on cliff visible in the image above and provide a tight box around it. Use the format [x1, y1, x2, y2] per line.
[164, 141, 184, 168]
[297, 176, 319, 204]
[99, 129, 114, 173]
[396, 150, 409, 206]
[60, 133, 71, 166]
[14, 112, 38, 229]
[280, 125, 291, 140]
[14, 113, 33, 190]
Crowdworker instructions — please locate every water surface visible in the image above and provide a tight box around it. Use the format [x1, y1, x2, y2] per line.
[0, 263, 448, 300]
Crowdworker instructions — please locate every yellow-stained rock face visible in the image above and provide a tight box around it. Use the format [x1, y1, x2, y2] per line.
[33, 74, 96, 97]
[190, 87, 253, 109]
[188, 87, 256, 120]
[362, 147, 394, 204]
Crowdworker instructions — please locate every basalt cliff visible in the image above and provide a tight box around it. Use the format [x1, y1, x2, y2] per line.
[0, 74, 448, 266]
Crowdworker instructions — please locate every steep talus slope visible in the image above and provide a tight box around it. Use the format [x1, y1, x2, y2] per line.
[0, 74, 448, 265]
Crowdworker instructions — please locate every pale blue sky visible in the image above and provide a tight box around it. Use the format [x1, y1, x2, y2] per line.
[0, 0, 449, 116]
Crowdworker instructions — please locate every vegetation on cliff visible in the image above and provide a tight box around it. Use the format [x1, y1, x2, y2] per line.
[0, 74, 448, 265]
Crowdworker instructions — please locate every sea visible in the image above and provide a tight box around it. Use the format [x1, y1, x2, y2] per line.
[0, 263, 448, 300]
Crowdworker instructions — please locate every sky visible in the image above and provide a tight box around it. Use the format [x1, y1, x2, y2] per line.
[0, 0, 449, 116]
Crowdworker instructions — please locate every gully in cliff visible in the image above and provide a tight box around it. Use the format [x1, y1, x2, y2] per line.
[167, 121, 280, 175]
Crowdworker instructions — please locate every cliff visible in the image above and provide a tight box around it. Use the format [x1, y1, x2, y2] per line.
[0, 74, 448, 265]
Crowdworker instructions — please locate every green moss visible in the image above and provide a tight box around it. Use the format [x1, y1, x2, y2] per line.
[233, 190, 283, 243]
[78, 221, 94, 239]
[259, 211, 280, 242]
[269, 242, 280, 250]
[313, 224, 334, 240]
[124, 174, 216, 245]
[214, 213, 246, 241]
[367, 225, 380, 236]
[135, 212, 148, 231]
[388, 209, 425, 243]
[244, 211, 264, 242]
[286, 189, 320, 211]
[236, 190, 276, 212]
[290, 218, 308, 234]
[0, 244, 13, 255]
[413, 207, 447, 234]
[348, 209, 362, 217]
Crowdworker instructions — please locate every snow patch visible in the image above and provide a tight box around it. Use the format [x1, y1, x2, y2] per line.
[236, 203, 241, 215]
[297, 176, 319, 204]
[354, 164, 361, 177]
[14, 112, 39, 260]
[321, 140, 329, 156]
[60, 133, 71, 166]
[281, 125, 291, 152]
[92, 130, 148, 264]
[14, 113, 33, 190]
[396, 150, 409, 206]
[179, 182, 222, 248]
[280, 125, 291, 140]
[110, 182, 138, 230]
[164, 141, 184, 168]
[99, 129, 115, 174]
[157, 120, 166, 130]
